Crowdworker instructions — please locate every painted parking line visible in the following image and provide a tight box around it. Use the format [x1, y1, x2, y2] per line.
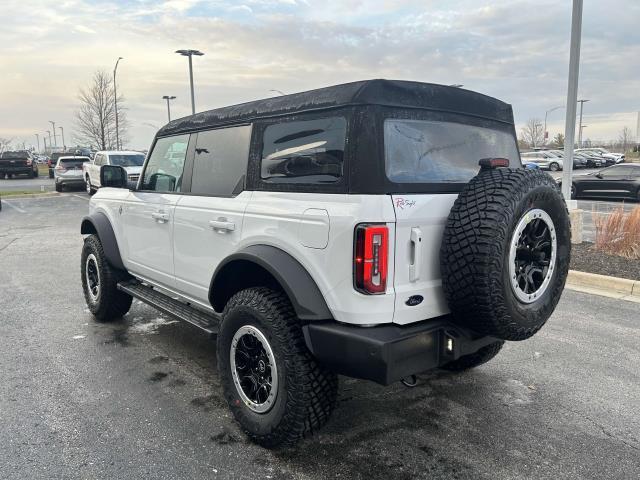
[1, 200, 26, 213]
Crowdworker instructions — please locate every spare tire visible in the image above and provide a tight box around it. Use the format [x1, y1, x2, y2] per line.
[440, 167, 571, 341]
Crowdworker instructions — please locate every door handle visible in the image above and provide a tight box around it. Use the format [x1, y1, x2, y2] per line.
[151, 212, 169, 223]
[209, 218, 236, 232]
[409, 227, 422, 282]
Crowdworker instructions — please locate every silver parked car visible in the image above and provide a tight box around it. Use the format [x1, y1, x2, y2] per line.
[54, 156, 91, 192]
[520, 151, 564, 171]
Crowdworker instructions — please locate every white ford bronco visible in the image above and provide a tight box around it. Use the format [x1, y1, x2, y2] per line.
[80, 80, 570, 448]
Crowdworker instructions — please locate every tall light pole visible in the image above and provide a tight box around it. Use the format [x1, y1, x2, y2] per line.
[49, 121, 57, 147]
[176, 49, 204, 115]
[577, 99, 589, 148]
[43, 136, 48, 153]
[544, 106, 564, 145]
[561, 0, 583, 206]
[114, 57, 123, 150]
[579, 125, 588, 146]
[59, 126, 66, 151]
[162, 95, 176, 122]
[35, 134, 40, 153]
[46, 130, 52, 149]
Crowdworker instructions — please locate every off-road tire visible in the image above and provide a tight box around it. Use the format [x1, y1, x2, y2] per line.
[440, 168, 571, 341]
[55, 183, 62, 192]
[81, 234, 132, 321]
[441, 341, 505, 372]
[217, 287, 338, 448]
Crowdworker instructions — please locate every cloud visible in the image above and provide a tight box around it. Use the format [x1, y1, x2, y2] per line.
[0, 0, 638, 148]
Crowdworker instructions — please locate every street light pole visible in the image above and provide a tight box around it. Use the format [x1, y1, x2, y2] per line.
[49, 121, 57, 147]
[544, 106, 564, 145]
[59, 126, 66, 150]
[561, 0, 583, 206]
[114, 56, 123, 150]
[43, 136, 48, 153]
[176, 49, 204, 115]
[35, 134, 40, 153]
[162, 95, 176, 122]
[577, 99, 589, 148]
[46, 130, 52, 149]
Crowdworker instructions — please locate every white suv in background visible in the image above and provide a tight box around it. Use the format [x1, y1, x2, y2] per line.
[79, 80, 571, 448]
[83, 150, 145, 195]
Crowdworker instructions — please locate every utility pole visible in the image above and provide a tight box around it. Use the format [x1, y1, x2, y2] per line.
[49, 121, 57, 147]
[176, 49, 204, 115]
[59, 126, 66, 151]
[544, 106, 564, 146]
[561, 0, 583, 207]
[113, 57, 123, 150]
[162, 95, 176, 122]
[35, 134, 40, 153]
[577, 99, 589, 148]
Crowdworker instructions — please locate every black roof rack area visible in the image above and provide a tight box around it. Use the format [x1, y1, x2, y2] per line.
[157, 79, 514, 137]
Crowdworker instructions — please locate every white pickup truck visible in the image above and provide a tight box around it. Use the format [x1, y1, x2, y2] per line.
[83, 150, 145, 195]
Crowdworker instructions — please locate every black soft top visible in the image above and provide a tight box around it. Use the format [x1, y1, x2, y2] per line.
[157, 79, 514, 137]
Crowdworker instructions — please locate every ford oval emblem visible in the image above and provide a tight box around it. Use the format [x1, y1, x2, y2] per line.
[405, 295, 423, 307]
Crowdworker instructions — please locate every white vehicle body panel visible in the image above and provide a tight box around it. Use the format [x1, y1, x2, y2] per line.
[390, 194, 455, 325]
[84, 151, 145, 188]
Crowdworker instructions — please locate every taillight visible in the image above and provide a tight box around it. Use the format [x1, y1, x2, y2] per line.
[354, 224, 388, 294]
[56, 165, 67, 172]
[26, 159, 32, 166]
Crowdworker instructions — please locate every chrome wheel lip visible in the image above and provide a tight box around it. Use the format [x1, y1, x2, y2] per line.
[85, 253, 100, 302]
[230, 325, 278, 414]
[508, 208, 557, 304]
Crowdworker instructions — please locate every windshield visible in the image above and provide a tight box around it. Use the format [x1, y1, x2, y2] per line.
[384, 119, 520, 183]
[110, 154, 145, 167]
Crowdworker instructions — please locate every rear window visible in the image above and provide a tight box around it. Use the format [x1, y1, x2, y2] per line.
[109, 154, 145, 167]
[384, 119, 520, 184]
[261, 117, 346, 184]
[59, 158, 89, 167]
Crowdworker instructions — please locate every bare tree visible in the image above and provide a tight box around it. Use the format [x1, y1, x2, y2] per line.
[520, 118, 544, 148]
[0, 137, 12, 153]
[552, 133, 565, 148]
[618, 126, 633, 153]
[74, 70, 127, 150]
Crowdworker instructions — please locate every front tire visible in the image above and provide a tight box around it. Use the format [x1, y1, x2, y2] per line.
[441, 341, 504, 372]
[549, 162, 560, 172]
[217, 287, 338, 448]
[81, 234, 132, 321]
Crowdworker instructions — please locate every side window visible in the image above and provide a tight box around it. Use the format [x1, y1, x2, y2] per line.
[190, 125, 252, 196]
[261, 117, 346, 184]
[141, 134, 190, 192]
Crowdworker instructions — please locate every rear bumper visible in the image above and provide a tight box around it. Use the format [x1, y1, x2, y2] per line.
[303, 317, 497, 385]
[0, 166, 31, 174]
[56, 177, 85, 185]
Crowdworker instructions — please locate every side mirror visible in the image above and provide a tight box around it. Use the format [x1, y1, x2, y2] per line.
[100, 165, 128, 188]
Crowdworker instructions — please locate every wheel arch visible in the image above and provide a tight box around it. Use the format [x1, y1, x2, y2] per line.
[209, 245, 333, 322]
[80, 212, 125, 271]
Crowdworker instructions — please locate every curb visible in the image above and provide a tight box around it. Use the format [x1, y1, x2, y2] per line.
[566, 270, 640, 303]
[0, 192, 60, 199]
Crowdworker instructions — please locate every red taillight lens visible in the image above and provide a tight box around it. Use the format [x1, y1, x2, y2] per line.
[26, 159, 32, 166]
[354, 224, 388, 294]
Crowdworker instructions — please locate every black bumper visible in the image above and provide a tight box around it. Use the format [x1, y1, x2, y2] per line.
[303, 317, 497, 385]
[0, 167, 31, 175]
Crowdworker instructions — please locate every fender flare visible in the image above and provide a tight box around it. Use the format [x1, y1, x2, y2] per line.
[210, 245, 333, 322]
[80, 212, 125, 271]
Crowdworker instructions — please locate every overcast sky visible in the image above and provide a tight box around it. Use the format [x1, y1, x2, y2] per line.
[1, 0, 638, 150]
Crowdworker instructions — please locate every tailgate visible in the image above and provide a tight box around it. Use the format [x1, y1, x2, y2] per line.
[391, 194, 457, 325]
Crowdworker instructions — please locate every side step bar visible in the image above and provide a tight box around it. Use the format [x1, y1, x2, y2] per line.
[118, 280, 220, 337]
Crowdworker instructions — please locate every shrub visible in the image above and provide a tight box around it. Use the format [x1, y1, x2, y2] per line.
[593, 205, 640, 259]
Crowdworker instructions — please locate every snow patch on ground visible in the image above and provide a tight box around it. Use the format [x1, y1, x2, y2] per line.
[72, 335, 86, 340]
[129, 317, 178, 334]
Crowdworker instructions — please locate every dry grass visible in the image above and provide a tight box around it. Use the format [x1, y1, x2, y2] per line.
[593, 205, 640, 259]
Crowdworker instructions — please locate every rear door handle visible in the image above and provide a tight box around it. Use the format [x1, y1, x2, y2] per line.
[409, 227, 422, 282]
[151, 212, 169, 223]
[209, 219, 236, 232]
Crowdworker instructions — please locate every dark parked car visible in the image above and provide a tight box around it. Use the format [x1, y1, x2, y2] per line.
[563, 164, 640, 201]
[0, 151, 39, 178]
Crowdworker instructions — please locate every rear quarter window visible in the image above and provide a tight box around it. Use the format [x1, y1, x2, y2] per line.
[384, 119, 520, 184]
[260, 117, 346, 184]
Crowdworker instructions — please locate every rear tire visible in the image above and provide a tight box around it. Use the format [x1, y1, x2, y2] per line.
[441, 341, 504, 372]
[81, 234, 132, 321]
[217, 287, 338, 448]
[549, 162, 560, 172]
[86, 177, 95, 196]
[55, 183, 62, 192]
[32, 168, 38, 178]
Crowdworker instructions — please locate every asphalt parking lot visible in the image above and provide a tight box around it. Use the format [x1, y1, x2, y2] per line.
[1, 194, 639, 480]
